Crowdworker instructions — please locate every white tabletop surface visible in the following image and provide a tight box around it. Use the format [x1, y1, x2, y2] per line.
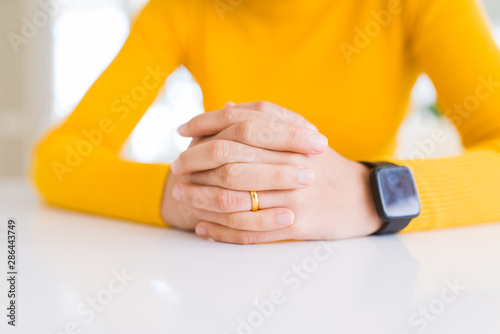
[0, 177, 499, 334]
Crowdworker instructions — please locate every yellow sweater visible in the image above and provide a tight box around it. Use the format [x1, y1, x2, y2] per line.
[33, 0, 500, 233]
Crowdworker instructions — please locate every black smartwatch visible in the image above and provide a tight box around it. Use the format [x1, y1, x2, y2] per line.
[360, 161, 420, 235]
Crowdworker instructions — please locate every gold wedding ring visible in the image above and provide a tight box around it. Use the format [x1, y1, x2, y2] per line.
[250, 191, 259, 211]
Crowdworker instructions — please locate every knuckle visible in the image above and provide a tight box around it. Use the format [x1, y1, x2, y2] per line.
[286, 127, 301, 148]
[209, 140, 232, 163]
[215, 190, 238, 212]
[221, 107, 239, 124]
[181, 187, 195, 205]
[271, 167, 286, 185]
[225, 214, 240, 229]
[236, 120, 256, 143]
[208, 168, 222, 186]
[218, 164, 239, 187]
[196, 188, 212, 207]
[280, 152, 305, 165]
[254, 215, 267, 231]
[237, 231, 254, 245]
[275, 152, 290, 165]
[238, 142, 259, 161]
[255, 101, 269, 112]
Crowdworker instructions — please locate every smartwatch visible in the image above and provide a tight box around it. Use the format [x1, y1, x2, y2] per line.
[360, 161, 420, 235]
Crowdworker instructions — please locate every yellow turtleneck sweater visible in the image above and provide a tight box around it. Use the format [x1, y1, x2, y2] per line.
[33, 0, 500, 233]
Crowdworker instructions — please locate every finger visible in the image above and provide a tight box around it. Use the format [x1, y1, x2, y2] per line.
[195, 221, 294, 244]
[178, 108, 268, 137]
[236, 101, 319, 132]
[171, 139, 306, 175]
[190, 163, 314, 191]
[178, 106, 317, 138]
[212, 119, 328, 154]
[191, 207, 295, 231]
[172, 183, 289, 213]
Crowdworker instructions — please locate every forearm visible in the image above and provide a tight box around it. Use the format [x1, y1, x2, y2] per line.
[33, 132, 170, 226]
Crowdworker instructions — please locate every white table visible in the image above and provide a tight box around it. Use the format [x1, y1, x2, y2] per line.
[1, 178, 499, 334]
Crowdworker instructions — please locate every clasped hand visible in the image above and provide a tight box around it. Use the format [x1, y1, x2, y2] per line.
[161, 101, 382, 244]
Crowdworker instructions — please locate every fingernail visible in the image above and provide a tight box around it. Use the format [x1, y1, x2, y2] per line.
[196, 226, 207, 236]
[310, 134, 328, 152]
[172, 185, 181, 200]
[178, 123, 187, 135]
[171, 161, 180, 174]
[277, 212, 294, 225]
[297, 168, 314, 185]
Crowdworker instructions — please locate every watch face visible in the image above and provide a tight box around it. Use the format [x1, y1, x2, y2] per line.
[376, 167, 420, 219]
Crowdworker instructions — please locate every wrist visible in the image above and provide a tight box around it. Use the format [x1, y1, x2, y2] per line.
[357, 162, 385, 235]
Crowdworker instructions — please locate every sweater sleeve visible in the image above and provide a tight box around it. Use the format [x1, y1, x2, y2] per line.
[388, 0, 500, 232]
[32, 0, 185, 226]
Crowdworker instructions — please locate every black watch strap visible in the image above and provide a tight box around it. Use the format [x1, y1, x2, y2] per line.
[373, 218, 412, 235]
[360, 161, 397, 169]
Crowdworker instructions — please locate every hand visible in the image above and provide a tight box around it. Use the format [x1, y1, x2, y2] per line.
[161, 101, 326, 230]
[164, 102, 383, 243]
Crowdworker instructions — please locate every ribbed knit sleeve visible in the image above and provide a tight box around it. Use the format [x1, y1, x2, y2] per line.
[391, 0, 500, 232]
[32, 0, 184, 226]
